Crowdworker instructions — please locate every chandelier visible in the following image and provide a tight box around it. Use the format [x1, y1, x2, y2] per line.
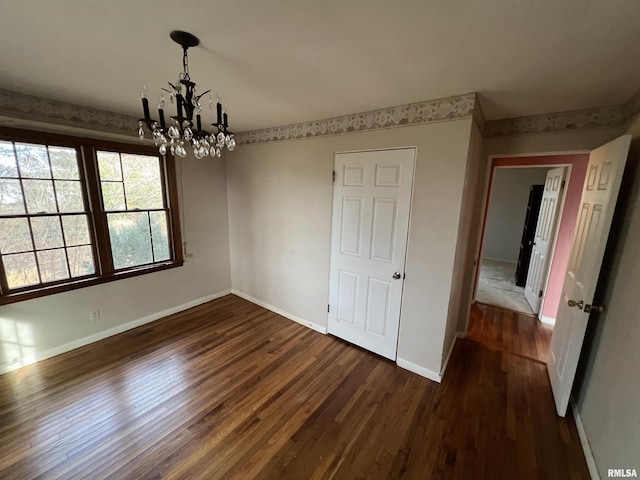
[138, 30, 236, 159]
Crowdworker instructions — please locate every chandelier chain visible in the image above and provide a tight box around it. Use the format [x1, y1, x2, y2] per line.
[182, 48, 190, 79]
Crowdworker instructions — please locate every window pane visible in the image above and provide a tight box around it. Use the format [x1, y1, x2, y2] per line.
[97, 151, 122, 181]
[150, 211, 170, 261]
[23, 180, 56, 213]
[0, 179, 25, 214]
[0, 218, 32, 254]
[62, 215, 91, 246]
[37, 248, 69, 282]
[101, 182, 125, 211]
[3, 252, 39, 288]
[15, 143, 51, 179]
[107, 212, 153, 269]
[55, 180, 84, 212]
[68, 245, 95, 277]
[31, 216, 64, 250]
[49, 146, 80, 180]
[121, 154, 163, 209]
[0, 141, 18, 178]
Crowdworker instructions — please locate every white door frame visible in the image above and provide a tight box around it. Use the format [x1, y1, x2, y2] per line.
[326, 146, 417, 359]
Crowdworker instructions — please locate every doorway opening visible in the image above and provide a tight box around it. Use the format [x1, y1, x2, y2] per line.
[477, 166, 555, 315]
[473, 154, 590, 326]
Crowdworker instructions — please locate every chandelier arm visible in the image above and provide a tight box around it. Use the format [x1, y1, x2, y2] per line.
[195, 90, 211, 102]
[166, 83, 180, 99]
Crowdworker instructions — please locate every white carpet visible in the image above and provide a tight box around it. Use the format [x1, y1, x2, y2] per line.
[476, 259, 534, 314]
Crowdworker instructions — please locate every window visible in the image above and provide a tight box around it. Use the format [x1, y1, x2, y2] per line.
[0, 127, 183, 305]
[97, 150, 171, 269]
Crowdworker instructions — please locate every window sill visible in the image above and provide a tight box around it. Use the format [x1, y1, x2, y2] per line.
[0, 260, 184, 306]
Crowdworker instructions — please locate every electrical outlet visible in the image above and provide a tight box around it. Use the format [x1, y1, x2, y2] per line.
[90, 309, 100, 322]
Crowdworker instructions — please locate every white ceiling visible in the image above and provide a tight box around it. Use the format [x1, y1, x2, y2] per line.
[1, 1, 639, 132]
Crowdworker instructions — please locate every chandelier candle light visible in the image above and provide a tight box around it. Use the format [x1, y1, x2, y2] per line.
[138, 30, 236, 159]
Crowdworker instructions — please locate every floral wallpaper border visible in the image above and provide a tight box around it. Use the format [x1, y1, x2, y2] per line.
[0, 89, 139, 136]
[234, 93, 478, 145]
[1, 88, 638, 144]
[483, 97, 638, 137]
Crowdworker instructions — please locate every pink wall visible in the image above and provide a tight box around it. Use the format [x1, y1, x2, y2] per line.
[481, 154, 589, 320]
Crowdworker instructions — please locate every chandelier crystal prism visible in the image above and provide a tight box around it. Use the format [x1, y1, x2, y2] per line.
[138, 30, 235, 159]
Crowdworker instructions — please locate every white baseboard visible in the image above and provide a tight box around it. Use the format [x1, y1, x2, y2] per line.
[483, 257, 517, 264]
[571, 400, 600, 480]
[539, 315, 556, 325]
[398, 331, 464, 383]
[440, 331, 465, 380]
[396, 357, 441, 383]
[230, 289, 327, 334]
[0, 289, 232, 376]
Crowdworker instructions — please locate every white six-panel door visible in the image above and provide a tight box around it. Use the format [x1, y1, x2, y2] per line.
[328, 149, 415, 360]
[524, 167, 567, 313]
[548, 135, 631, 416]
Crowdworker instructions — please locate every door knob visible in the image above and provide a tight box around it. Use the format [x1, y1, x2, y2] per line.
[392, 272, 402, 280]
[567, 299, 584, 309]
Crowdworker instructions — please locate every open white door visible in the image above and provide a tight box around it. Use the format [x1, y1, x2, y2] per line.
[548, 135, 631, 416]
[524, 167, 566, 313]
[328, 148, 415, 360]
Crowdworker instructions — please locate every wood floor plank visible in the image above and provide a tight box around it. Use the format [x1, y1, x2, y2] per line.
[468, 302, 553, 363]
[0, 295, 589, 479]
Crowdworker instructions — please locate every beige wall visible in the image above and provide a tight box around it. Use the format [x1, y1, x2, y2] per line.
[443, 121, 484, 364]
[483, 128, 621, 157]
[574, 122, 640, 475]
[483, 167, 550, 262]
[227, 119, 474, 376]
[0, 152, 231, 372]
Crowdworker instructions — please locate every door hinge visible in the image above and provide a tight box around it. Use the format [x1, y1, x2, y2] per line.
[327, 304, 330, 313]
[539, 290, 543, 298]
[332, 170, 336, 182]
[561, 180, 566, 189]
[584, 304, 605, 313]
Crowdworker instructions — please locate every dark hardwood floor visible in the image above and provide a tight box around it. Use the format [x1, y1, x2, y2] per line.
[0, 295, 589, 479]
[468, 302, 553, 363]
